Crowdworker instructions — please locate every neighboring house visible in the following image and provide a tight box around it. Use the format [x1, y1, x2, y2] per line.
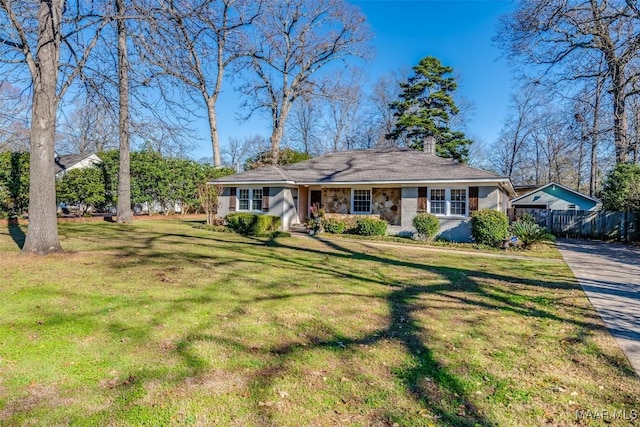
[210, 147, 516, 241]
[54, 153, 102, 177]
[510, 182, 601, 223]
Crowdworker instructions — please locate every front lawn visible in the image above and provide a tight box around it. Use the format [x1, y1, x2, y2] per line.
[0, 219, 638, 426]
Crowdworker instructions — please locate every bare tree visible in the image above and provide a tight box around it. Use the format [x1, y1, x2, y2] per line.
[367, 71, 406, 147]
[0, 82, 30, 151]
[574, 72, 608, 196]
[242, 0, 372, 162]
[496, 0, 640, 163]
[320, 68, 365, 151]
[136, 0, 258, 167]
[58, 97, 119, 154]
[0, 1, 106, 254]
[285, 94, 322, 155]
[223, 134, 266, 171]
[130, 118, 197, 158]
[116, 0, 133, 223]
[629, 95, 640, 163]
[197, 183, 223, 225]
[531, 112, 577, 185]
[492, 88, 541, 179]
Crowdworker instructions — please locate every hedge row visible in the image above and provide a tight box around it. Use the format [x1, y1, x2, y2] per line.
[320, 216, 387, 236]
[226, 213, 281, 236]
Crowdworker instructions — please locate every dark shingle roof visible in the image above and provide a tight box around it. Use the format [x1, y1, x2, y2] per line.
[54, 154, 95, 174]
[284, 148, 501, 182]
[212, 165, 295, 183]
[213, 148, 507, 185]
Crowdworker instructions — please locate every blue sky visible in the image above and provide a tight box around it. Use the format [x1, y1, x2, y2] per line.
[201, 0, 516, 161]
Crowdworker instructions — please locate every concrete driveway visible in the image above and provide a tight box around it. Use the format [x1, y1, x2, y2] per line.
[556, 239, 640, 377]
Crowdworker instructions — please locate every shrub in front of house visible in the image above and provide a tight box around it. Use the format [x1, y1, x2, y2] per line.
[225, 213, 281, 236]
[511, 220, 555, 249]
[471, 209, 509, 247]
[354, 217, 387, 236]
[412, 212, 440, 241]
[322, 217, 346, 234]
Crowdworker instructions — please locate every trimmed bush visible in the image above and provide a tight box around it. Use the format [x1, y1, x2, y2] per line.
[412, 212, 439, 241]
[225, 213, 281, 236]
[322, 217, 346, 234]
[192, 223, 235, 233]
[511, 221, 555, 249]
[470, 209, 509, 247]
[354, 217, 387, 236]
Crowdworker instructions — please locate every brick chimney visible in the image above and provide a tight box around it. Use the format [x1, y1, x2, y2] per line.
[423, 135, 436, 155]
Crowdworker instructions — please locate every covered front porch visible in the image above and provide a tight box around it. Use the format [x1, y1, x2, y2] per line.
[296, 185, 402, 226]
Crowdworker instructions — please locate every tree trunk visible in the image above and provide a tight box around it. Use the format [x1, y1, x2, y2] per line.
[22, 0, 63, 255]
[269, 129, 281, 165]
[576, 133, 584, 193]
[206, 97, 221, 167]
[590, 85, 601, 198]
[270, 103, 292, 164]
[116, 0, 133, 224]
[610, 64, 629, 163]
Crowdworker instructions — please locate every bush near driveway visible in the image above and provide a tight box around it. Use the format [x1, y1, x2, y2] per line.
[511, 220, 555, 249]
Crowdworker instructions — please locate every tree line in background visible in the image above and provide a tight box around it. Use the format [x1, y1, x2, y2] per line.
[0, 150, 234, 219]
[2, 0, 640, 253]
[0, 0, 378, 253]
[492, 0, 640, 197]
[0, 0, 475, 254]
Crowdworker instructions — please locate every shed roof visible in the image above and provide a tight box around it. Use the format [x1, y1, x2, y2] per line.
[511, 182, 601, 205]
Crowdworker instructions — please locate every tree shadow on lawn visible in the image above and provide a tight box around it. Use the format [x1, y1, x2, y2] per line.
[26, 224, 636, 424]
[159, 235, 633, 426]
[210, 242, 538, 422]
[7, 224, 25, 249]
[71, 229, 484, 424]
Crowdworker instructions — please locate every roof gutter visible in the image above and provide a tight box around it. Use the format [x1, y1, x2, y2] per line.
[207, 180, 298, 186]
[209, 178, 517, 195]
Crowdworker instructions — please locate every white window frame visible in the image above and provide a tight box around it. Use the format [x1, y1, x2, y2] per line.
[238, 188, 250, 211]
[428, 187, 469, 217]
[429, 188, 446, 215]
[252, 188, 263, 211]
[237, 188, 263, 212]
[450, 188, 467, 216]
[351, 188, 372, 214]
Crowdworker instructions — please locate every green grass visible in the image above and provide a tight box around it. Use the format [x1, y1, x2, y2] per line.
[0, 219, 638, 426]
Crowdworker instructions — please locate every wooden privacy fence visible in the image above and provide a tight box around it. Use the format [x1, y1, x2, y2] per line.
[544, 210, 639, 242]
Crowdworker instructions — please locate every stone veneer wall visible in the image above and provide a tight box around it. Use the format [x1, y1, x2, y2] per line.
[372, 188, 401, 225]
[322, 188, 350, 214]
[321, 187, 402, 224]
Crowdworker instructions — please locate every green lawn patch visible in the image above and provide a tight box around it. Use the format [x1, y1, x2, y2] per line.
[0, 220, 638, 426]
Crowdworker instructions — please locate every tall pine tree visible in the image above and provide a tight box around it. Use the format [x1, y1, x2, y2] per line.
[387, 56, 471, 162]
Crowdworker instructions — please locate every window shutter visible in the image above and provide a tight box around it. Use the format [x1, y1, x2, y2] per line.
[229, 187, 236, 211]
[262, 187, 269, 211]
[469, 186, 479, 212]
[418, 187, 427, 212]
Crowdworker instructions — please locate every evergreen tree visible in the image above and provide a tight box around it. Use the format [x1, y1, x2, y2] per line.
[600, 163, 640, 213]
[387, 56, 471, 162]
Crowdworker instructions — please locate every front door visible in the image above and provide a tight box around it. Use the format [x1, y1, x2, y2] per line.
[310, 190, 321, 210]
